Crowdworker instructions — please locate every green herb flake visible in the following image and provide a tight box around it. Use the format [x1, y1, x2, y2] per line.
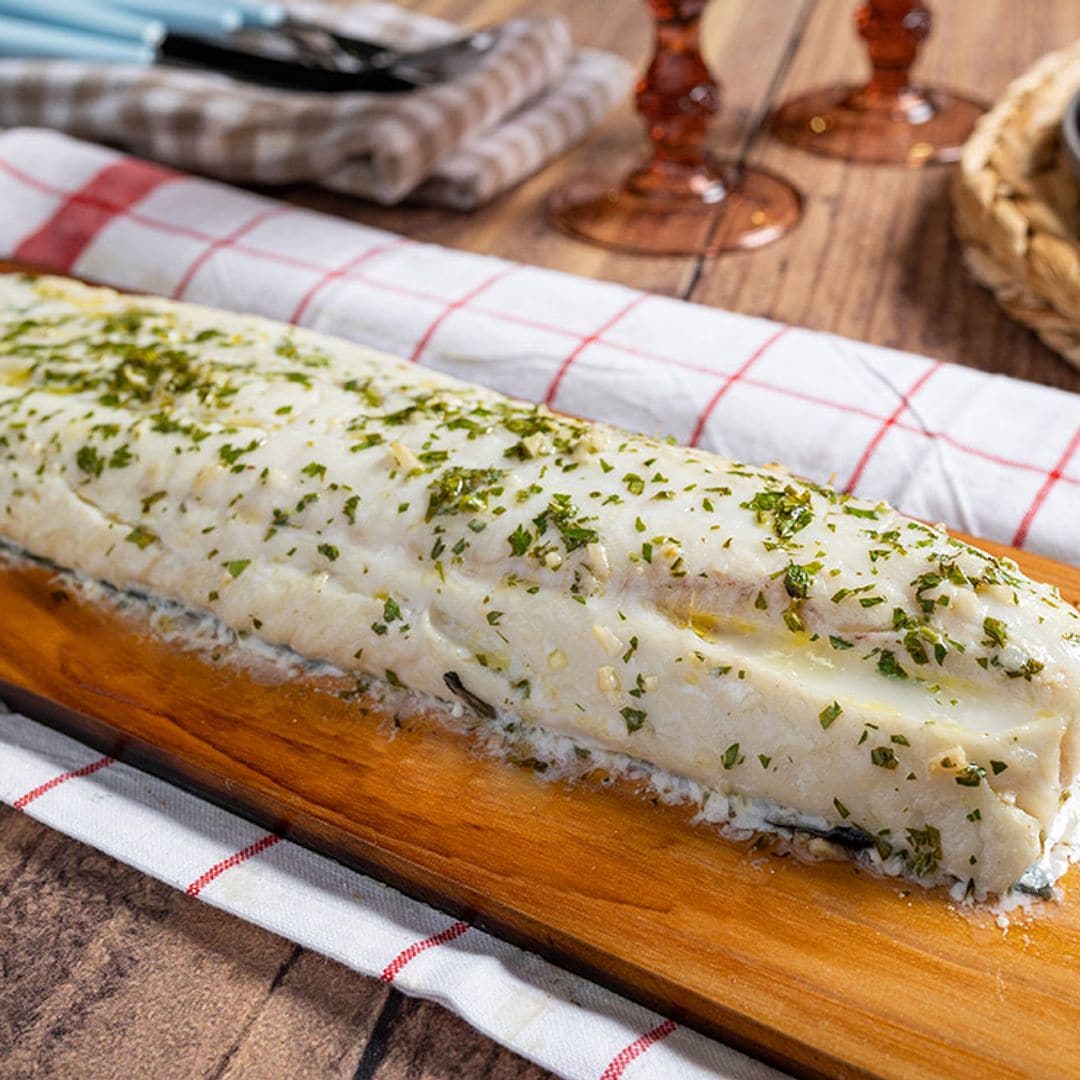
[741, 485, 814, 540]
[905, 824, 943, 877]
[508, 524, 532, 557]
[871, 746, 900, 769]
[819, 701, 842, 729]
[955, 764, 986, 787]
[620, 706, 647, 733]
[108, 444, 133, 469]
[140, 490, 167, 514]
[226, 559, 251, 579]
[982, 616, 1008, 649]
[783, 561, 821, 599]
[876, 650, 908, 680]
[76, 444, 104, 478]
[124, 526, 158, 549]
[722, 742, 741, 769]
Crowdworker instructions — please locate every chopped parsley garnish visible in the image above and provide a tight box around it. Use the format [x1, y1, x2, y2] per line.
[905, 825, 942, 877]
[741, 485, 814, 540]
[876, 650, 908, 680]
[140, 490, 167, 514]
[871, 746, 899, 769]
[426, 466, 505, 522]
[508, 524, 532, 557]
[219, 439, 259, 467]
[620, 706, 647, 733]
[819, 701, 842, 729]
[954, 764, 985, 787]
[225, 559, 251, 578]
[532, 494, 599, 553]
[783, 560, 822, 599]
[124, 526, 158, 549]
[982, 617, 1008, 649]
[76, 444, 104, 477]
[108, 444, 133, 469]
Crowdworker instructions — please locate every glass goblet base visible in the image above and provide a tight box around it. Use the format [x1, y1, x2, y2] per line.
[770, 84, 984, 166]
[548, 159, 802, 257]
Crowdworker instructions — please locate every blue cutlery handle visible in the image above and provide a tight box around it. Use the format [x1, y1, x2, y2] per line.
[0, 0, 164, 44]
[101, 0, 243, 37]
[0, 13, 155, 61]
[231, 1, 286, 28]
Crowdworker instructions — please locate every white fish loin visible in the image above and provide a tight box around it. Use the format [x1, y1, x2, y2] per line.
[2, 273, 1078, 898]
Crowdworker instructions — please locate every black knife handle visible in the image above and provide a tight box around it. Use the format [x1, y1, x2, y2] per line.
[159, 35, 415, 93]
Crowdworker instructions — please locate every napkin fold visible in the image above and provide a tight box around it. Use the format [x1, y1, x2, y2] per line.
[2, 127, 1080, 1080]
[0, 1, 633, 208]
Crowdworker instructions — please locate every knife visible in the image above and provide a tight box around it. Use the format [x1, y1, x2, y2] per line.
[0, 1, 500, 93]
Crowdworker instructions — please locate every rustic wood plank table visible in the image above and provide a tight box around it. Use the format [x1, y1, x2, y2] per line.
[4, 2, 1080, 1077]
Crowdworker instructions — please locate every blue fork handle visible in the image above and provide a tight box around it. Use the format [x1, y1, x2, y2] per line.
[230, 1, 286, 28]
[0, 13, 154, 61]
[101, 0, 243, 36]
[0, 0, 164, 44]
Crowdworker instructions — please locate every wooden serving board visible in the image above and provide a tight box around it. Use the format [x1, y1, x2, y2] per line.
[5, 541, 1080, 1080]
[4, 262, 1080, 1078]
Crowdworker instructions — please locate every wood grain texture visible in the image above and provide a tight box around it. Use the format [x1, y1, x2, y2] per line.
[6, 2, 1080, 1077]
[0, 806, 547, 1080]
[1, 533, 1079, 1080]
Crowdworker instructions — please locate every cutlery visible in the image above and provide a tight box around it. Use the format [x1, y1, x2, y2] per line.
[0, 0, 501, 92]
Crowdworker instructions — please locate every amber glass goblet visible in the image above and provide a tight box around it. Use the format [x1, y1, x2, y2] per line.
[770, 1, 984, 166]
[548, 0, 802, 257]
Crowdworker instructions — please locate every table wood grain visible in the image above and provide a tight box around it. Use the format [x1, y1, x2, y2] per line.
[5, 2, 1080, 1077]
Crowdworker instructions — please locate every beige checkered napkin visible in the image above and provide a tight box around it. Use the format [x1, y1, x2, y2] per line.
[0, 1, 632, 208]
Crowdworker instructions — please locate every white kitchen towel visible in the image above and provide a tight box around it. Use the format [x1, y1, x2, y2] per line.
[1, 126, 1079, 1080]
[2, 129, 1076, 564]
[0, 1, 633, 208]
[0, 706, 780, 1080]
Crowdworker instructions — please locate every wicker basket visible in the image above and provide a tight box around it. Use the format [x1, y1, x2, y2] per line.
[953, 42, 1080, 366]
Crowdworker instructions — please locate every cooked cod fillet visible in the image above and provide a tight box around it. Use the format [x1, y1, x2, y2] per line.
[1, 273, 1078, 897]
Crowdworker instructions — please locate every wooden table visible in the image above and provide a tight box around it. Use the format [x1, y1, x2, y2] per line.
[4, 2, 1080, 1076]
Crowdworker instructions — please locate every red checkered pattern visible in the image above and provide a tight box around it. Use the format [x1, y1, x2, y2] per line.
[0, 710, 767, 1080]
[2, 130, 1076, 566]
